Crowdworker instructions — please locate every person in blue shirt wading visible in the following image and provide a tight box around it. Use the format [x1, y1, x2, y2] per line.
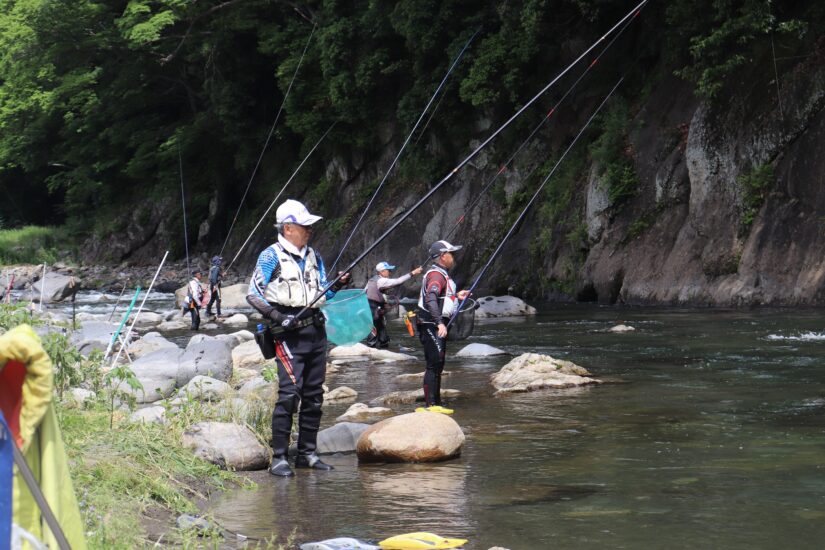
[415, 240, 470, 414]
[206, 255, 223, 317]
[365, 261, 422, 349]
[246, 199, 349, 477]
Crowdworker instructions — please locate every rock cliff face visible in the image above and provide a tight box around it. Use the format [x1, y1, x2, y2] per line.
[83, 45, 825, 306]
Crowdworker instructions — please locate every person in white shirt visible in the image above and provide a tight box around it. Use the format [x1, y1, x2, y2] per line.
[365, 261, 422, 348]
[186, 270, 205, 331]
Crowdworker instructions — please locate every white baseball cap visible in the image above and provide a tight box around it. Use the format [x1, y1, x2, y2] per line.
[375, 261, 396, 271]
[276, 199, 323, 226]
[428, 240, 463, 258]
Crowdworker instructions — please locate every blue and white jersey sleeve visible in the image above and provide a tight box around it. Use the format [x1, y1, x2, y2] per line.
[316, 253, 337, 300]
[248, 245, 280, 301]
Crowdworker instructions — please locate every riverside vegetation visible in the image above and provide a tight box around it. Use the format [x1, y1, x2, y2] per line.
[0, 303, 284, 548]
[0, 0, 825, 303]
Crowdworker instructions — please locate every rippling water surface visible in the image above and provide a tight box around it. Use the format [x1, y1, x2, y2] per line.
[207, 305, 825, 549]
[51, 294, 825, 548]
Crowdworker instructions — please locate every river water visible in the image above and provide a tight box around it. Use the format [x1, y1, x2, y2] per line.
[204, 305, 825, 550]
[35, 293, 825, 548]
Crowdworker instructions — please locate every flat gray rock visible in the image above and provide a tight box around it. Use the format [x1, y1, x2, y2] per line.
[124, 348, 184, 403]
[475, 296, 537, 318]
[176, 339, 233, 386]
[130, 406, 166, 424]
[182, 421, 269, 471]
[315, 422, 370, 454]
[32, 272, 79, 303]
[179, 375, 231, 401]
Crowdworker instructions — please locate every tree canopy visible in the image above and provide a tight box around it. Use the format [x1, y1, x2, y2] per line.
[0, 0, 818, 246]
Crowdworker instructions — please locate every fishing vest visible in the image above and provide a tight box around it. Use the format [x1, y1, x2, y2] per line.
[365, 275, 384, 304]
[263, 244, 326, 308]
[417, 264, 457, 320]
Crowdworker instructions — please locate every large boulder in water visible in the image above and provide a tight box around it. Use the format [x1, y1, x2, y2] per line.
[475, 296, 536, 318]
[32, 272, 79, 303]
[490, 353, 600, 394]
[329, 343, 416, 362]
[356, 411, 465, 463]
[182, 421, 269, 471]
[455, 343, 508, 357]
[176, 339, 233, 386]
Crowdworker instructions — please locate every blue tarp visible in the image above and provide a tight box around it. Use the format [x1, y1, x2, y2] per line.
[0, 411, 12, 550]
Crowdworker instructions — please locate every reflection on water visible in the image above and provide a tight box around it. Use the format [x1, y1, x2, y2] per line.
[43, 297, 823, 549]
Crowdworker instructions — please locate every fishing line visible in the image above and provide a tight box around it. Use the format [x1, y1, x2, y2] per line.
[292, 0, 648, 319]
[220, 24, 317, 256]
[441, 8, 641, 243]
[226, 121, 337, 271]
[329, 27, 481, 272]
[448, 76, 625, 327]
[179, 145, 190, 275]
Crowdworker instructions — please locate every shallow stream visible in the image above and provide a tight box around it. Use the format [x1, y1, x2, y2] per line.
[206, 305, 825, 549]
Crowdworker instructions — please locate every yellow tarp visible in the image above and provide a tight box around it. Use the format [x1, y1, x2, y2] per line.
[1, 325, 86, 550]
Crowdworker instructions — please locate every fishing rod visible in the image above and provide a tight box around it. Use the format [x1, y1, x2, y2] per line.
[440, 8, 641, 244]
[449, 76, 625, 327]
[328, 27, 480, 273]
[179, 146, 191, 275]
[291, 0, 648, 322]
[226, 121, 337, 271]
[220, 24, 317, 256]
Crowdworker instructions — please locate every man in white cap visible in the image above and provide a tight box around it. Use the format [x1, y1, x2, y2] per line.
[415, 240, 470, 414]
[365, 261, 423, 349]
[246, 199, 350, 477]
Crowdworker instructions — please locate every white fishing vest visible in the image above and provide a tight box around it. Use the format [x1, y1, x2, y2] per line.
[264, 244, 326, 308]
[417, 264, 457, 319]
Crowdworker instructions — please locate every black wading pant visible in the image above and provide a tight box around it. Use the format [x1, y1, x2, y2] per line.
[271, 323, 327, 457]
[366, 300, 389, 349]
[189, 306, 200, 330]
[418, 321, 446, 406]
[206, 284, 221, 316]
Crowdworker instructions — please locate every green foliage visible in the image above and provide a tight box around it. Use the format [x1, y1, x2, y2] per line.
[59, 407, 237, 549]
[42, 331, 83, 399]
[590, 101, 638, 205]
[0, 302, 39, 331]
[0, 225, 68, 264]
[104, 362, 143, 428]
[0, 0, 821, 242]
[261, 364, 278, 384]
[668, 0, 807, 100]
[738, 163, 774, 227]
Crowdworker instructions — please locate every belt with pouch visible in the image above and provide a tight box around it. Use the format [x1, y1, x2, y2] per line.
[269, 310, 325, 335]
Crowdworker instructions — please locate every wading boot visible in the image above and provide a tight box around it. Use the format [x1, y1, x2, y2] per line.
[295, 453, 334, 471]
[268, 455, 294, 477]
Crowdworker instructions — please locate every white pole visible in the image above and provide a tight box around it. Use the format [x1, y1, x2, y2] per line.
[38, 263, 46, 312]
[110, 251, 169, 366]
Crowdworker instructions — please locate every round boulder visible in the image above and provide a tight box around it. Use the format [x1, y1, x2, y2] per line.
[356, 411, 465, 463]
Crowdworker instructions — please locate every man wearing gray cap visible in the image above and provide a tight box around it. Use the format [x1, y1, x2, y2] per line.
[246, 199, 350, 477]
[365, 261, 423, 349]
[415, 240, 470, 414]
